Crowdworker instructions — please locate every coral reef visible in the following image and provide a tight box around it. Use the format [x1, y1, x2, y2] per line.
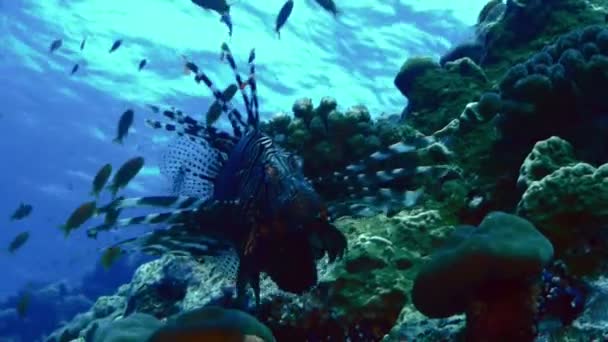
[0, 282, 92, 342]
[46, 294, 127, 342]
[46, 1, 608, 341]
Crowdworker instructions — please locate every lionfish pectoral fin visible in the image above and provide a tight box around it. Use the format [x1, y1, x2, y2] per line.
[85, 208, 198, 237]
[107, 224, 231, 259]
[99, 195, 206, 212]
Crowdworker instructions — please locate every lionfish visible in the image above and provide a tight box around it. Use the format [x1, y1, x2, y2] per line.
[88, 43, 347, 305]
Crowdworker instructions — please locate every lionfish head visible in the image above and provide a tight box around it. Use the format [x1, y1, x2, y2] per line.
[262, 151, 347, 264]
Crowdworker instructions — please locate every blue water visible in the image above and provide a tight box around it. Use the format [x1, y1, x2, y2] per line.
[0, 0, 484, 338]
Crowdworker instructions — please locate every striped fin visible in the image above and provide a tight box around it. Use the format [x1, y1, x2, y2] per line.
[328, 188, 424, 218]
[99, 196, 207, 212]
[109, 224, 232, 258]
[160, 109, 202, 127]
[314, 138, 453, 191]
[145, 119, 209, 140]
[160, 136, 222, 198]
[220, 43, 256, 130]
[246, 48, 259, 127]
[340, 137, 440, 175]
[86, 208, 197, 238]
[192, 60, 246, 137]
[150, 108, 240, 150]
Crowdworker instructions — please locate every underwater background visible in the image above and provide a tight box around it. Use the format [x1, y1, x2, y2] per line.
[2, 0, 608, 341]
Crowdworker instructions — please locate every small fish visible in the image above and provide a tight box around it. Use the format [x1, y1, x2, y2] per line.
[100, 246, 122, 270]
[113, 109, 134, 144]
[220, 11, 233, 37]
[103, 206, 122, 226]
[314, 0, 339, 17]
[80, 37, 86, 50]
[49, 39, 62, 53]
[8, 232, 29, 253]
[16, 292, 31, 318]
[10, 203, 32, 221]
[275, 0, 294, 39]
[138, 59, 147, 71]
[60, 201, 97, 236]
[109, 39, 123, 53]
[107, 156, 145, 198]
[91, 163, 113, 198]
[191, 0, 231, 15]
[147, 104, 160, 113]
[70, 63, 79, 75]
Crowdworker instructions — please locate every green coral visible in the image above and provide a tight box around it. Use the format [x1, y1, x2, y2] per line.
[517, 162, 608, 275]
[517, 136, 577, 189]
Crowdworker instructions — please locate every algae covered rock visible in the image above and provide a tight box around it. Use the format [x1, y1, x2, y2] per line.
[394, 56, 488, 133]
[394, 57, 439, 98]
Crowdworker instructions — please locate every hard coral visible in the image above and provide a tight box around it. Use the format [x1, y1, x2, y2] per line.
[517, 162, 608, 275]
[517, 136, 577, 189]
[412, 212, 553, 342]
[493, 25, 608, 173]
